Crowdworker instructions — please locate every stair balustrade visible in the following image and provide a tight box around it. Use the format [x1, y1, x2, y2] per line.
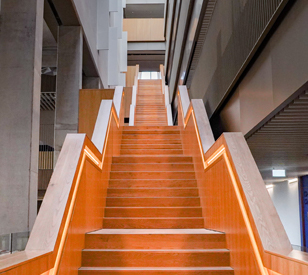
[0, 88, 125, 275]
[177, 85, 308, 274]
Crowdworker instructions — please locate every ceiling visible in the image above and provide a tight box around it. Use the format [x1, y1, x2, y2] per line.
[246, 82, 308, 183]
[128, 51, 165, 71]
[124, 4, 165, 18]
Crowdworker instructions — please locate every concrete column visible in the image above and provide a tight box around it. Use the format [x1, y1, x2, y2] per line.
[82, 76, 102, 89]
[0, 0, 44, 235]
[55, 27, 83, 161]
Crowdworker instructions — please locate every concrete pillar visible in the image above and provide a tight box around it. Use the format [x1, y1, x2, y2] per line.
[55, 27, 83, 161]
[0, 0, 44, 235]
[82, 76, 102, 89]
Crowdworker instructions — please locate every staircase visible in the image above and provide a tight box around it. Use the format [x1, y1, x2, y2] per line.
[79, 80, 233, 274]
[135, 80, 167, 126]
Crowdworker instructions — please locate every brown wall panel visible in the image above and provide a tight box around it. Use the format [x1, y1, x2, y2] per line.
[79, 89, 114, 139]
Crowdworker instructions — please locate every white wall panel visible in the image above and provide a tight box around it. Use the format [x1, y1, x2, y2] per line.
[97, 0, 110, 50]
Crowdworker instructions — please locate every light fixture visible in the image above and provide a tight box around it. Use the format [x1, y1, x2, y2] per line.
[272, 169, 286, 177]
[288, 178, 298, 184]
[266, 184, 273, 189]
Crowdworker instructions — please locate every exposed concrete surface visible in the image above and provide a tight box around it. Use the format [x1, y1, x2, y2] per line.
[55, 26, 82, 162]
[82, 77, 102, 89]
[0, 0, 44, 235]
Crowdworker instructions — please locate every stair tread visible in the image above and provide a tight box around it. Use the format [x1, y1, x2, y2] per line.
[107, 188, 198, 190]
[104, 217, 203, 219]
[82, 249, 229, 252]
[79, 267, 233, 270]
[87, 229, 223, 235]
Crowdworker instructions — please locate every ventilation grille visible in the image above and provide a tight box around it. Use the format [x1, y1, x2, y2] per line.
[186, 0, 217, 87]
[41, 92, 56, 111]
[187, 0, 286, 114]
[246, 83, 308, 179]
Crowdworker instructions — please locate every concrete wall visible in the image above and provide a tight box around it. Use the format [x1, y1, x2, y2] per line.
[268, 181, 301, 246]
[0, 0, 44, 235]
[71, 0, 127, 87]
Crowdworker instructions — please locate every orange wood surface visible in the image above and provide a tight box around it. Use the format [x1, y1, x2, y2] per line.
[177, 92, 308, 274]
[123, 19, 165, 42]
[135, 80, 167, 126]
[123, 87, 132, 120]
[0, 96, 124, 274]
[125, 66, 136, 87]
[78, 89, 114, 139]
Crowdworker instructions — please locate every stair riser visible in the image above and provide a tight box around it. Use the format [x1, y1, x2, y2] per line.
[120, 145, 182, 150]
[84, 234, 226, 249]
[81, 251, 230, 267]
[110, 172, 195, 180]
[105, 207, 202, 217]
[121, 139, 182, 145]
[122, 130, 180, 135]
[106, 198, 201, 207]
[120, 149, 183, 155]
[135, 109, 166, 111]
[108, 180, 197, 188]
[123, 126, 180, 130]
[111, 164, 194, 172]
[112, 156, 192, 163]
[107, 189, 198, 197]
[79, 270, 234, 275]
[122, 134, 180, 139]
[103, 218, 204, 229]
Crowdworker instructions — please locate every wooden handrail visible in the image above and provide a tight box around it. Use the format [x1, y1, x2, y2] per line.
[177, 86, 308, 274]
[0, 91, 124, 274]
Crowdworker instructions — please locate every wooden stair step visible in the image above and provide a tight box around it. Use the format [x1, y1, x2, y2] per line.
[84, 229, 226, 249]
[120, 144, 181, 150]
[105, 207, 202, 217]
[111, 163, 194, 172]
[107, 188, 198, 197]
[102, 217, 205, 229]
[122, 134, 180, 139]
[120, 149, 183, 155]
[135, 109, 165, 111]
[79, 267, 234, 274]
[135, 119, 167, 122]
[106, 197, 200, 207]
[81, 249, 229, 267]
[109, 172, 195, 180]
[112, 156, 191, 163]
[121, 139, 182, 145]
[123, 126, 180, 131]
[108, 179, 197, 188]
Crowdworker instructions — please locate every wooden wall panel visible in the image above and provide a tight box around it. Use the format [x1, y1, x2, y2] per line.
[126, 66, 136, 87]
[177, 92, 308, 274]
[79, 89, 114, 139]
[123, 19, 165, 42]
[179, 116, 260, 274]
[123, 87, 132, 121]
[177, 95, 261, 274]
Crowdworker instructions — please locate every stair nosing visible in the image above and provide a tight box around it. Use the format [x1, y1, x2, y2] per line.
[82, 249, 229, 252]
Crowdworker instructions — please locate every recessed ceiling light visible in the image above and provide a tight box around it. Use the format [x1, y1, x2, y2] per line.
[272, 169, 286, 177]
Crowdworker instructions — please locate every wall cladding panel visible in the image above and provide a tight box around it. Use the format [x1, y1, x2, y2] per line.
[189, 0, 286, 117]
